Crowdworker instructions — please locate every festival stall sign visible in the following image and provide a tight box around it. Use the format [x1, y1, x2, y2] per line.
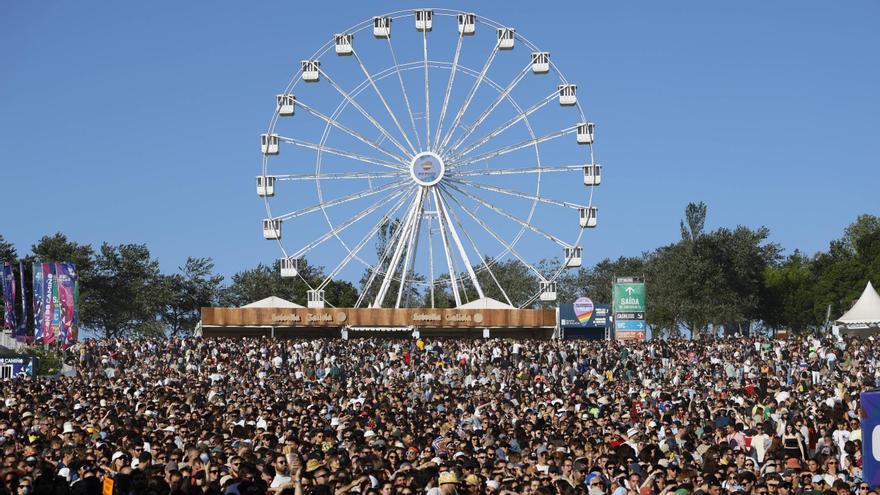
[202, 307, 556, 329]
[0, 356, 36, 378]
[613, 278, 647, 341]
[558, 297, 610, 340]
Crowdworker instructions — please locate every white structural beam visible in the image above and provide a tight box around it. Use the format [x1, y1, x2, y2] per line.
[351, 50, 418, 155]
[274, 180, 404, 222]
[442, 63, 531, 155]
[448, 91, 556, 160]
[441, 185, 547, 282]
[438, 41, 501, 151]
[384, 35, 422, 151]
[291, 187, 409, 259]
[296, 100, 408, 163]
[444, 182, 570, 248]
[427, 214, 436, 308]
[434, 188, 485, 300]
[395, 188, 426, 308]
[441, 190, 513, 306]
[317, 187, 414, 292]
[451, 178, 587, 210]
[450, 125, 576, 169]
[355, 191, 417, 308]
[451, 164, 584, 177]
[277, 135, 404, 171]
[433, 31, 464, 150]
[320, 69, 413, 158]
[372, 189, 423, 307]
[422, 28, 431, 148]
[275, 171, 404, 181]
[431, 188, 462, 307]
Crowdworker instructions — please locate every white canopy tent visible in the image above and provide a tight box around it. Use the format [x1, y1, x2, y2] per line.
[241, 296, 304, 309]
[457, 297, 516, 310]
[836, 281, 880, 336]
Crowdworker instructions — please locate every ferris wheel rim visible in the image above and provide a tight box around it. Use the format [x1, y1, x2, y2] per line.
[260, 8, 598, 308]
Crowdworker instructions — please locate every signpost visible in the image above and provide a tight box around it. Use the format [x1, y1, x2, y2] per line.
[613, 277, 647, 341]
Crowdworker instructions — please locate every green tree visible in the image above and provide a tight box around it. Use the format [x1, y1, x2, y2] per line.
[85, 243, 164, 338]
[219, 263, 277, 307]
[761, 251, 818, 333]
[0, 235, 17, 261]
[323, 280, 358, 308]
[680, 201, 707, 242]
[647, 203, 779, 338]
[808, 215, 880, 324]
[843, 214, 880, 254]
[159, 257, 224, 336]
[218, 258, 363, 307]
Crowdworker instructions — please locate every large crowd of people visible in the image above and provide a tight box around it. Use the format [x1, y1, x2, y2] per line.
[0, 335, 875, 495]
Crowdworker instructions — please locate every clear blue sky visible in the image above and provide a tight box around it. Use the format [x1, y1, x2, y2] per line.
[2, 1, 878, 281]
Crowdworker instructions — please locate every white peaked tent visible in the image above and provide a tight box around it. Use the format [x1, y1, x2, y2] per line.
[241, 296, 304, 309]
[457, 297, 516, 310]
[837, 281, 880, 335]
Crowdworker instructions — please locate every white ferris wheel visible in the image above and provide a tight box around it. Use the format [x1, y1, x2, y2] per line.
[257, 9, 601, 309]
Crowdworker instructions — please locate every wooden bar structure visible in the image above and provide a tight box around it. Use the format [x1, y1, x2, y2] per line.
[200, 307, 557, 339]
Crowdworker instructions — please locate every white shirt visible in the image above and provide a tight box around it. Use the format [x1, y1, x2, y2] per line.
[271, 474, 291, 488]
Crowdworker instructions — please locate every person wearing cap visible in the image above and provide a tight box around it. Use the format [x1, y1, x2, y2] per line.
[109, 452, 128, 475]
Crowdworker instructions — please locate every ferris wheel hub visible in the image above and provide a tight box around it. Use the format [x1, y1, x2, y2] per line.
[409, 151, 445, 187]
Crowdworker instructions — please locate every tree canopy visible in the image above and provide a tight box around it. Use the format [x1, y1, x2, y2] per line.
[2, 208, 878, 338]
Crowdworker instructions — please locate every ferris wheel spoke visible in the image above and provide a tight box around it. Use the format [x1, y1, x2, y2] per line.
[430, 188, 462, 307]
[435, 188, 485, 300]
[442, 62, 531, 156]
[395, 188, 427, 308]
[426, 214, 436, 308]
[450, 178, 587, 210]
[297, 100, 409, 164]
[320, 70, 414, 159]
[291, 187, 409, 259]
[433, 31, 465, 151]
[385, 36, 423, 152]
[373, 189, 424, 308]
[274, 179, 405, 222]
[443, 181, 570, 248]
[351, 50, 418, 156]
[451, 164, 584, 177]
[449, 125, 577, 170]
[437, 42, 501, 152]
[439, 188, 513, 306]
[316, 186, 415, 293]
[422, 29, 431, 148]
[278, 135, 404, 171]
[440, 185, 547, 281]
[276, 171, 405, 181]
[355, 187, 420, 308]
[448, 91, 556, 161]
